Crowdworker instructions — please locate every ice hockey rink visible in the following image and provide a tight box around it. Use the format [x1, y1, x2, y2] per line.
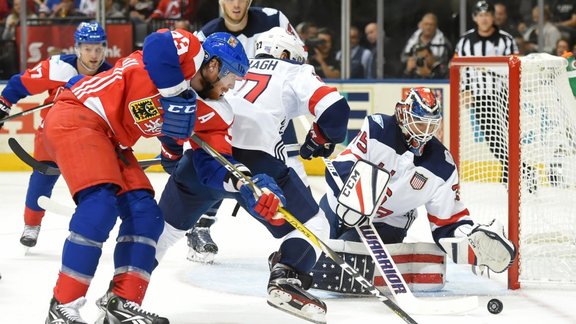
[1, 171, 575, 324]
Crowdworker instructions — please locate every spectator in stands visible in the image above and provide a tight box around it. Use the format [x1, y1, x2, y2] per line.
[147, 0, 197, 22]
[555, 38, 571, 56]
[2, 0, 37, 41]
[401, 13, 452, 68]
[402, 44, 447, 79]
[336, 25, 371, 78]
[296, 21, 318, 41]
[78, 0, 97, 17]
[364, 22, 397, 78]
[523, 5, 561, 54]
[105, 0, 126, 18]
[549, 0, 576, 42]
[50, 0, 85, 18]
[550, 0, 576, 28]
[128, 0, 153, 23]
[494, 2, 521, 37]
[309, 27, 340, 79]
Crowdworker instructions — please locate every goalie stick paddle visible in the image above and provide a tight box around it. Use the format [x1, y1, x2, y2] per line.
[8, 138, 161, 175]
[0, 102, 54, 124]
[324, 157, 479, 315]
[188, 133, 418, 324]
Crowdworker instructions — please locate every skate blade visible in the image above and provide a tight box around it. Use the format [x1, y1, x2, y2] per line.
[186, 249, 216, 264]
[267, 290, 326, 324]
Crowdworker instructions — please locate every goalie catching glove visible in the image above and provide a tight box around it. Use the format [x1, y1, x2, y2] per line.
[442, 219, 517, 273]
[467, 219, 517, 273]
[239, 174, 287, 226]
[300, 122, 336, 160]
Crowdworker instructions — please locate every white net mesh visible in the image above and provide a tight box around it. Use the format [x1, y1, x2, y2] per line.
[455, 53, 576, 285]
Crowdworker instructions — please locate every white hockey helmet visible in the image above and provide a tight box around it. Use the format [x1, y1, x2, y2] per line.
[255, 27, 308, 64]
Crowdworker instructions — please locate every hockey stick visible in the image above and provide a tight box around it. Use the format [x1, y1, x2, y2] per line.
[188, 133, 418, 324]
[8, 137, 161, 175]
[0, 102, 54, 123]
[37, 196, 74, 217]
[323, 157, 479, 314]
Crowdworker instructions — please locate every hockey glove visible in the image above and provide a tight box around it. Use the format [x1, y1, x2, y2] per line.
[160, 142, 183, 174]
[239, 174, 287, 226]
[0, 96, 12, 129]
[335, 203, 367, 227]
[467, 219, 517, 273]
[300, 122, 336, 160]
[160, 88, 197, 140]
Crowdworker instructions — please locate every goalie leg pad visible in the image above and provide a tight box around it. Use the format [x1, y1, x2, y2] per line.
[467, 220, 517, 273]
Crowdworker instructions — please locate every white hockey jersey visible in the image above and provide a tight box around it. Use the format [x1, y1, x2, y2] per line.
[326, 114, 473, 237]
[196, 7, 297, 58]
[226, 58, 348, 162]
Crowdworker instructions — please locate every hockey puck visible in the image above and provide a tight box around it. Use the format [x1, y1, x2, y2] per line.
[487, 298, 503, 314]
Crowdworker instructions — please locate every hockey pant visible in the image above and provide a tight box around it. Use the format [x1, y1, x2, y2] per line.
[156, 148, 328, 273]
[53, 185, 164, 305]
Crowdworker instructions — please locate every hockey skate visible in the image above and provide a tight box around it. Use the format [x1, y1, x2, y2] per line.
[95, 290, 169, 324]
[186, 219, 218, 263]
[267, 263, 327, 324]
[20, 225, 40, 247]
[45, 296, 87, 324]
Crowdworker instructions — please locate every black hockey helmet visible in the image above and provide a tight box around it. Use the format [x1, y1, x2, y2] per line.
[473, 0, 495, 16]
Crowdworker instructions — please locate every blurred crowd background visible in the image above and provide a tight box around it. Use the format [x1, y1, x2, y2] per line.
[1, 0, 575, 80]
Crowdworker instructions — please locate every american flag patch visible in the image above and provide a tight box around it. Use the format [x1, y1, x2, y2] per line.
[410, 172, 428, 190]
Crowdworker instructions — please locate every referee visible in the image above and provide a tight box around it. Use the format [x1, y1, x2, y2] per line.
[453, 0, 534, 191]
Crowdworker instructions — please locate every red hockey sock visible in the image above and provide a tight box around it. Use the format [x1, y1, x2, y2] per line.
[24, 206, 45, 226]
[112, 272, 149, 305]
[53, 272, 90, 304]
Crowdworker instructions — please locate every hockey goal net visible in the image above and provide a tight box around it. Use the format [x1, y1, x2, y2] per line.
[449, 53, 576, 289]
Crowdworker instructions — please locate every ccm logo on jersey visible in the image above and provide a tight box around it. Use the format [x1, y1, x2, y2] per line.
[166, 104, 196, 114]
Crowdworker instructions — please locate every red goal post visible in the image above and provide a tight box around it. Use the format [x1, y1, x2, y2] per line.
[449, 54, 576, 289]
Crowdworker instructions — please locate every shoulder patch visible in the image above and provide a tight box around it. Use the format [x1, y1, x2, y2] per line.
[370, 114, 384, 128]
[445, 150, 455, 166]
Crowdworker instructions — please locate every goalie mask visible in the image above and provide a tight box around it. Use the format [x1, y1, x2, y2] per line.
[255, 27, 308, 64]
[395, 87, 442, 156]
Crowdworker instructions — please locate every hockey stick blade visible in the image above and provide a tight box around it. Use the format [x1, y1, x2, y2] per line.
[189, 133, 418, 324]
[325, 157, 478, 314]
[8, 137, 61, 175]
[9, 138, 161, 175]
[37, 196, 74, 217]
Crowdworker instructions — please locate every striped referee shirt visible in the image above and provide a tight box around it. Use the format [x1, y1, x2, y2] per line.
[455, 27, 518, 56]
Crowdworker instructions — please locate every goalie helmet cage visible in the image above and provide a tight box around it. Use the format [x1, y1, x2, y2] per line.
[449, 53, 576, 290]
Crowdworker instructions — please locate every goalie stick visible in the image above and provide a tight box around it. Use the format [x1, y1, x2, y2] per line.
[188, 133, 418, 324]
[323, 157, 479, 315]
[8, 137, 161, 175]
[0, 102, 54, 124]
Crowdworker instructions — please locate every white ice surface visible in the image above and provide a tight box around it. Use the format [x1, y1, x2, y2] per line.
[1, 172, 575, 323]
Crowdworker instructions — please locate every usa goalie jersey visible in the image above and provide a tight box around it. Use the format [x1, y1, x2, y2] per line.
[325, 114, 474, 243]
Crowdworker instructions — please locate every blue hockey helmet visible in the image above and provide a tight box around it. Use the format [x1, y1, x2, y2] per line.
[202, 32, 249, 79]
[395, 87, 442, 156]
[74, 21, 107, 46]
